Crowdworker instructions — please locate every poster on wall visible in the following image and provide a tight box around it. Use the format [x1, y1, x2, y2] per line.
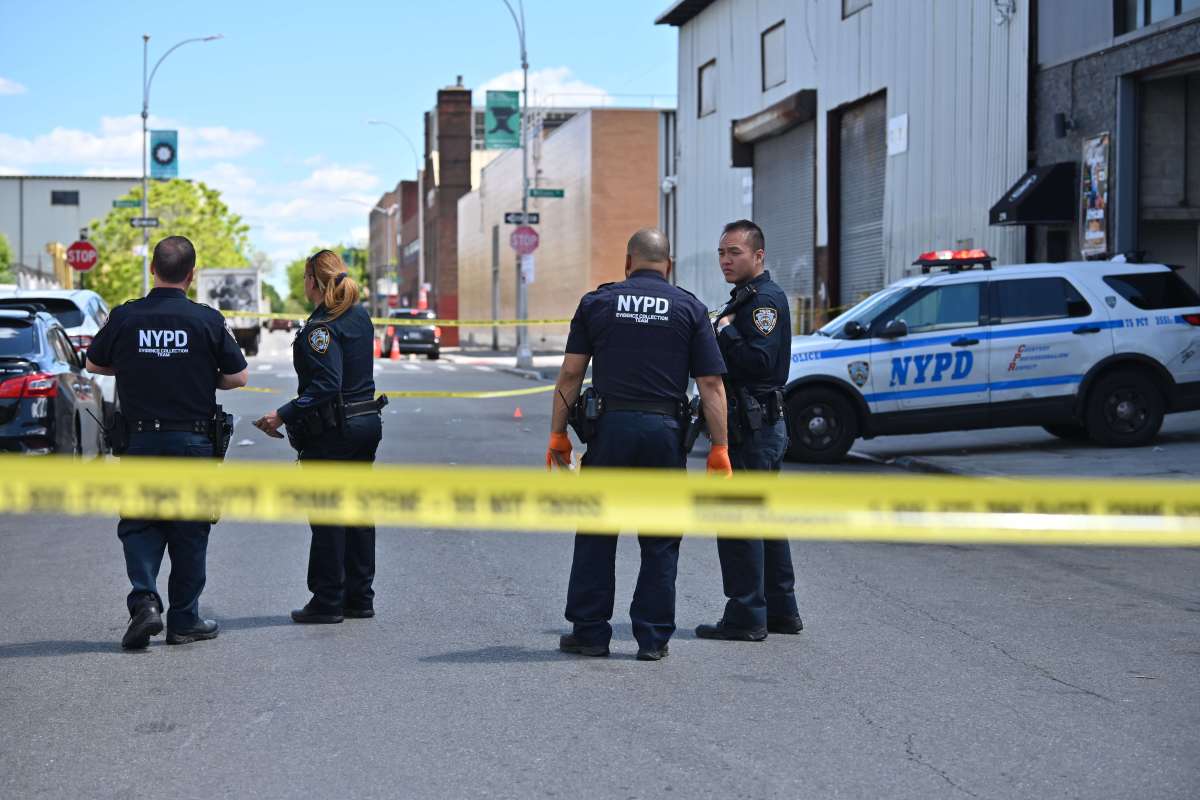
[1080, 133, 1110, 257]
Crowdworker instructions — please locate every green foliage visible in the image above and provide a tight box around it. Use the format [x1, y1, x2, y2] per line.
[87, 179, 250, 306]
[0, 232, 12, 284]
[261, 281, 285, 313]
[284, 244, 369, 313]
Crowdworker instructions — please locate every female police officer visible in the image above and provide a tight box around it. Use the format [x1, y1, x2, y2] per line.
[254, 250, 385, 624]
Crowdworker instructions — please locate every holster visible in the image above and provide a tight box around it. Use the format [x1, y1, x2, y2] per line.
[284, 396, 344, 453]
[739, 387, 764, 433]
[208, 406, 234, 461]
[567, 386, 603, 444]
[682, 394, 705, 454]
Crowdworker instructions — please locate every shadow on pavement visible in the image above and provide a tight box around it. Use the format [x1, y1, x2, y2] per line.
[0, 640, 123, 658]
[419, 645, 569, 664]
[218, 615, 293, 631]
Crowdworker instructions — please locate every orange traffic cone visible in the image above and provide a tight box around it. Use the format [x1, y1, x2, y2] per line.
[513, 406, 523, 419]
[373, 337, 382, 358]
[389, 336, 401, 361]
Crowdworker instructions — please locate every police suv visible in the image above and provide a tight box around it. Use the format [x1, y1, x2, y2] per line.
[783, 251, 1200, 462]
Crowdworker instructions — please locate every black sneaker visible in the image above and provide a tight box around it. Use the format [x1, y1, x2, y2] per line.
[558, 633, 609, 657]
[343, 607, 375, 619]
[121, 600, 163, 650]
[291, 605, 344, 624]
[166, 619, 219, 645]
[767, 614, 804, 634]
[636, 644, 670, 662]
[695, 619, 767, 641]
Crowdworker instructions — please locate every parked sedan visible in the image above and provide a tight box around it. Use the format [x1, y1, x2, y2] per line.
[0, 289, 115, 423]
[0, 307, 106, 455]
[380, 309, 440, 360]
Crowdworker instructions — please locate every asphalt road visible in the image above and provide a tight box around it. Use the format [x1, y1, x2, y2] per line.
[1, 330, 1197, 799]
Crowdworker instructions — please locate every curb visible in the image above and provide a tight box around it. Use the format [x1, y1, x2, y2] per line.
[847, 450, 964, 475]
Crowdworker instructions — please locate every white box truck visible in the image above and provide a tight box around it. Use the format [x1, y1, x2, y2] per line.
[197, 268, 263, 356]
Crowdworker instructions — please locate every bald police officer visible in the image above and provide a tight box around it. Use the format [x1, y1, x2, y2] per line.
[86, 236, 249, 650]
[547, 228, 731, 661]
[696, 219, 803, 642]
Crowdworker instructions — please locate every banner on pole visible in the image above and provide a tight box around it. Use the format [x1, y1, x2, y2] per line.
[150, 130, 178, 179]
[484, 91, 521, 149]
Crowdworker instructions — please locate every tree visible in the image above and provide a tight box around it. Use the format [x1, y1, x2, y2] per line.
[87, 179, 251, 305]
[0, 232, 12, 284]
[261, 281, 285, 313]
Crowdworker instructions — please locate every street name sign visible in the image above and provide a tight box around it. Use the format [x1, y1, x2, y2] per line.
[112, 199, 140, 208]
[529, 188, 564, 198]
[130, 217, 160, 228]
[510, 225, 539, 255]
[66, 240, 98, 272]
[504, 211, 540, 225]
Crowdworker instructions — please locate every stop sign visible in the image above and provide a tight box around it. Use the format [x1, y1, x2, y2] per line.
[66, 240, 98, 272]
[510, 225, 539, 256]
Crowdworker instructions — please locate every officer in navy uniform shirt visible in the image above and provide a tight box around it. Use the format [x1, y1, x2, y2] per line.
[86, 235, 249, 650]
[253, 250, 384, 625]
[696, 219, 803, 642]
[546, 228, 731, 662]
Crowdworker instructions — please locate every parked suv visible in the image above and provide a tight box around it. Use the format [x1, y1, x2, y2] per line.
[0, 307, 106, 455]
[783, 252, 1200, 462]
[0, 290, 115, 422]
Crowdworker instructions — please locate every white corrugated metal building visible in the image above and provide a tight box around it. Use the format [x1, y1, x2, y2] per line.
[656, 0, 1028, 327]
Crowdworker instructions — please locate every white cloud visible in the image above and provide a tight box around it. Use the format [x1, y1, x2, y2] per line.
[0, 165, 26, 176]
[478, 66, 612, 107]
[349, 226, 369, 245]
[300, 166, 381, 195]
[0, 77, 27, 96]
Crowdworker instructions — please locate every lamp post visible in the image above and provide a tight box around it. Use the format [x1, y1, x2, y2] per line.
[366, 120, 423, 305]
[500, 0, 533, 368]
[140, 33, 223, 294]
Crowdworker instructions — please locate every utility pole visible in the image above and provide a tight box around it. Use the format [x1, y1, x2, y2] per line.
[502, 0, 533, 368]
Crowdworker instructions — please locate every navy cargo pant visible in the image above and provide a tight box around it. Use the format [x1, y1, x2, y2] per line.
[299, 413, 383, 613]
[118, 431, 213, 631]
[565, 411, 684, 653]
[716, 418, 799, 630]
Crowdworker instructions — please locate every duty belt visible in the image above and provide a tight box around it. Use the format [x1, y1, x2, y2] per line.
[344, 396, 389, 418]
[128, 419, 211, 434]
[604, 398, 684, 417]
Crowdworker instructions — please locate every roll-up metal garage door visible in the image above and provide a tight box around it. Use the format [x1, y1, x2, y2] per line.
[753, 121, 815, 330]
[838, 95, 887, 305]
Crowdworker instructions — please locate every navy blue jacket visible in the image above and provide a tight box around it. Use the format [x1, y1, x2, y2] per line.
[717, 269, 792, 395]
[278, 303, 376, 425]
[565, 269, 725, 403]
[87, 287, 247, 421]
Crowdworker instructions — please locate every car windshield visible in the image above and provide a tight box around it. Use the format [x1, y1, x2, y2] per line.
[0, 297, 84, 328]
[0, 323, 37, 356]
[817, 286, 913, 338]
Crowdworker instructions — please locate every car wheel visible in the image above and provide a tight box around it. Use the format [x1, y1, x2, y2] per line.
[785, 388, 858, 463]
[426, 350, 440, 361]
[1085, 370, 1164, 447]
[1042, 423, 1090, 441]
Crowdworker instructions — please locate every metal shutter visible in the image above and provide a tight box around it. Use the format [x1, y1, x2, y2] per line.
[839, 96, 887, 304]
[753, 122, 815, 310]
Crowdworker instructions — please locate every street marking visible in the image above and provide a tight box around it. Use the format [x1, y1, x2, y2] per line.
[2, 455, 1198, 547]
[436, 364, 457, 371]
[401, 364, 420, 371]
[474, 366, 494, 372]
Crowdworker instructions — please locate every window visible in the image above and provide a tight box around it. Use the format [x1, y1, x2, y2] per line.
[843, 0, 871, 18]
[888, 283, 983, 334]
[993, 278, 1092, 324]
[50, 329, 74, 365]
[1117, 0, 1198, 33]
[762, 22, 786, 91]
[50, 190, 79, 206]
[1103, 272, 1200, 309]
[0, 323, 36, 356]
[0, 298, 85, 328]
[698, 59, 717, 117]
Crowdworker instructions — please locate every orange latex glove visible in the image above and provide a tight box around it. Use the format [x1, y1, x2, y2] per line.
[546, 432, 573, 470]
[706, 444, 732, 477]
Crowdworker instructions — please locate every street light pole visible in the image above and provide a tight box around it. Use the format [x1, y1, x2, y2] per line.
[501, 0, 533, 369]
[140, 33, 222, 295]
[338, 197, 397, 317]
[366, 120, 423, 305]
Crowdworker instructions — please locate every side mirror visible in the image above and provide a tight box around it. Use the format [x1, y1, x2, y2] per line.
[880, 319, 908, 339]
[842, 320, 866, 339]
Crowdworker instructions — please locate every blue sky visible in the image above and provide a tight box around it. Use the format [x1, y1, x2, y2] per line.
[0, 0, 678, 288]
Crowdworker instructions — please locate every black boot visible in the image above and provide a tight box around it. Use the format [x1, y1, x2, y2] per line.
[291, 604, 344, 624]
[695, 618, 767, 641]
[121, 598, 163, 650]
[558, 633, 608, 657]
[636, 643, 670, 662]
[767, 614, 804, 634]
[166, 619, 219, 645]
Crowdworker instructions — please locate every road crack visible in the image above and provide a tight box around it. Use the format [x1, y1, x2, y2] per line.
[905, 733, 981, 798]
[988, 641, 1115, 703]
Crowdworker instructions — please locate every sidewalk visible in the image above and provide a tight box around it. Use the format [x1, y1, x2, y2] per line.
[850, 410, 1200, 478]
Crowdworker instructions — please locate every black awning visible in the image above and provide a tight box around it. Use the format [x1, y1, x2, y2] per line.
[989, 162, 1076, 226]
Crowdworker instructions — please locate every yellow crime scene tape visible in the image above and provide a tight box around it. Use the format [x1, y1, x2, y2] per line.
[226, 311, 571, 327]
[0, 456, 1197, 547]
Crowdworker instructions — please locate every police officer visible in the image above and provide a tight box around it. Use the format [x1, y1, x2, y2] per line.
[85, 236, 249, 650]
[254, 250, 384, 625]
[696, 219, 803, 642]
[548, 228, 731, 662]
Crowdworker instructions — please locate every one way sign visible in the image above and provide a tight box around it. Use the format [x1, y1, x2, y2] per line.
[504, 212, 539, 225]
